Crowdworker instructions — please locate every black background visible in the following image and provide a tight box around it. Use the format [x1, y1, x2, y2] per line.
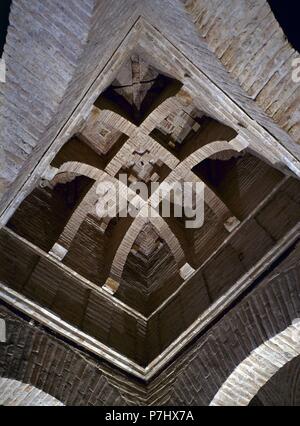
[268, 0, 300, 52]
[0, 0, 11, 57]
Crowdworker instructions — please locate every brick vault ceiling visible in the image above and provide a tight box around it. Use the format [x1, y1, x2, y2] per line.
[0, 2, 300, 384]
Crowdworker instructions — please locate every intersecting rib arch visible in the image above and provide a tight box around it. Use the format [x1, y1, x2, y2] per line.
[99, 107, 240, 229]
[107, 137, 248, 291]
[48, 161, 188, 285]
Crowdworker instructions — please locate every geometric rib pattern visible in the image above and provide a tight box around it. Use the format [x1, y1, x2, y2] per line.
[2, 28, 299, 385]
[1, 1, 300, 407]
[2, 243, 300, 406]
[46, 85, 247, 293]
[48, 162, 186, 291]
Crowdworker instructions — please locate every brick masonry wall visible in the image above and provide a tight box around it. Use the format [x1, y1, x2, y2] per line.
[0, 377, 64, 405]
[184, 0, 300, 145]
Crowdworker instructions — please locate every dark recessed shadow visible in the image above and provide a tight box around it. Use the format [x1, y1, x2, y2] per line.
[95, 73, 182, 126]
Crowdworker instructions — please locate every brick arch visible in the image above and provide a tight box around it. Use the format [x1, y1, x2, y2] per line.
[210, 321, 300, 406]
[109, 211, 186, 287]
[0, 378, 64, 406]
[184, 0, 300, 145]
[51, 161, 108, 185]
[164, 251, 300, 406]
[0, 307, 128, 406]
[157, 137, 247, 195]
[48, 161, 188, 287]
[250, 352, 300, 406]
[0, 0, 141, 214]
[0, 0, 11, 57]
[0, 0, 95, 204]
